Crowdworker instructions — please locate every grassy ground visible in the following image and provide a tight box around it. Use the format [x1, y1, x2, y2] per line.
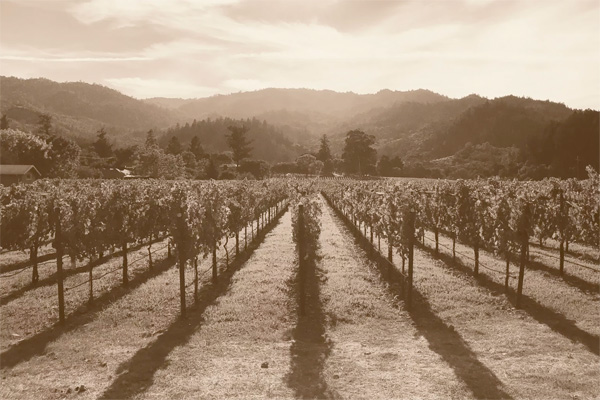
[532, 238, 599, 264]
[136, 212, 296, 399]
[422, 231, 600, 340]
[329, 198, 599, 399]
[0, 244, 55, 271]
[0, 218, 273, 400]
[1, 198, 598, 399]
[317, 199, 472, 399]
[0, 240, 170, 354]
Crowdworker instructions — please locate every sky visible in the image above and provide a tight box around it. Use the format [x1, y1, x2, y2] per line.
[1, 0, 599, 109]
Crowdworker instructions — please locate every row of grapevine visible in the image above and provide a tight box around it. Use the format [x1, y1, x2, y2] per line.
[319, 168, 598, 307]
[289, 182, 322, 316]
[0, 179, 290, 319]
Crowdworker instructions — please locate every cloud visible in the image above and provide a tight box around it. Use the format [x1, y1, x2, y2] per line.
[0, 0, 598, 109]
[1, 55, 151, 62]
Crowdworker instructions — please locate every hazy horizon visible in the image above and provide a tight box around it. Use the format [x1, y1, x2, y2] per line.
[1, 0, 599, 109]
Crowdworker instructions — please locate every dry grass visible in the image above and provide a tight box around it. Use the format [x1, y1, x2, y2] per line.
[534, 238, 599, 264]
[0, 219, 273, 400]
[326, 195, 599, 399]
[0, 244, 55, 271]
[131, 212, 296, 399]
[1, 200, 598, 399]
[423, 231, 600, 339]
[318, 199, 473, 399]
[0, 240, 170, 354]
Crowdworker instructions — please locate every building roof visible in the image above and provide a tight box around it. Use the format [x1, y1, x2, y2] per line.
[0, 165, 41, 176]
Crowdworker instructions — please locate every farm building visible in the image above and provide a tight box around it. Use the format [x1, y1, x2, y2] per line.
[0, 164, 41, 186]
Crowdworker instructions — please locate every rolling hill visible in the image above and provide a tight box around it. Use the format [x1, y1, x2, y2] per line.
[1, 76, 596, 176]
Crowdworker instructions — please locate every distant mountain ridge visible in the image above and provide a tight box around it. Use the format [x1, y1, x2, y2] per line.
[1, 76, 596, 178]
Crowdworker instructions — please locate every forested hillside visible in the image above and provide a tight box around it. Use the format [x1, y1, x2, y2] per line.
[1, 76, 597, 179]
[0, 76, 181, 143]
[161, 117, 304, 163]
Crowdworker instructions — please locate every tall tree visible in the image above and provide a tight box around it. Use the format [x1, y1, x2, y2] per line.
[206, 158, 219, 179]
[316, 134, 332, 162]
[93, 127, 114, 158]
[342, 129, 377, 175]
[145, 129, 158, 149]
[114, 145, 137, 167]
[0, 114, 9, 130]
[226, 125, 252, 165]
[37, 113, 52, 137]
[189, 136, 205, 160]
[166, 136, 183, 155]
[47, 136, 81, 178]
[377, 155, 404, 176]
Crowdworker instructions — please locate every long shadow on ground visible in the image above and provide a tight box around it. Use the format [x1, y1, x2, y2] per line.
[0, 256, 175, 370]
[417, 243, 600, 356]
[323, 195, 513, 400]
[530, 242, 600, 265]
[0, 240, 167, 307]
[285, 248, 337, 399]
[99, 209, 287, 400]
[526, 254, 599, 294]
[429, 232, 599, 296]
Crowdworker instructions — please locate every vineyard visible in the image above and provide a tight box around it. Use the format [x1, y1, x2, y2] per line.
[0, 175, 598, 399]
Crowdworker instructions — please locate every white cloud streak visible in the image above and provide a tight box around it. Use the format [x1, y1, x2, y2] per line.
[0, 0, 598, 108]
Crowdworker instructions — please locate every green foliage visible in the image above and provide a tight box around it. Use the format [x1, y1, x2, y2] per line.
[239, 159, 270, 179]
[166, 136, 183, 155]
[342, 129, 377, 175]
[1, 128, 80, 177]
[164, 117, 299, 163]
[0, 115, 9, 130]
[46, 135, 81, 178]
[377, 155, 403, 176]
[316, 134, 332, 162]
[145, 129, 158, 149]
[189, 136, 205, 160]
[135, 146, 185, 179]
[226, 125, 252, 165]
[93, 127, 114, 158]
[37, 113, 52, 137]
[295, 154, 323, 175]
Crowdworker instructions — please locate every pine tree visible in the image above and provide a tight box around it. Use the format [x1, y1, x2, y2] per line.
[189, 136, 205, 160]
[226, 125, 252, 165]
[145, 129, 158, 149]
[206, 158, 219, 179]
[37, 113, 52, 137]
[166, 136, 182, 155]
[93, 127, 114, 158]
[316, 134, 332, 162]
[0, 114, 9, 130]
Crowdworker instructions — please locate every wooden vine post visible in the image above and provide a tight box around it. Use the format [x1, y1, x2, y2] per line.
[504, 254, 510, 293]
[559, 191, 565, 276]
[473, 239, 479, 277]
[89, 255, 95, 305]
[298, 204, 306, 317]
[30, 245, 39, 284]
[53, 208, 65, 324]
[212, 239, 218, 283]
[405, 211, 415, 310]
[516, 236, 528, 309]
[122, 241, 128, 287]
[176, 207, 187, 317]
[193, 257, 199, 302]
